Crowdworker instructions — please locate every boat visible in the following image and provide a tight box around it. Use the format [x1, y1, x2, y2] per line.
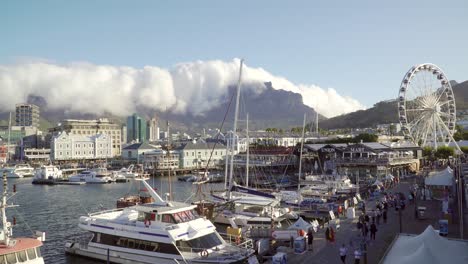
[32, 165, 63, 184]
[114, 165, 139, 179]
[112, 172, 130, 183]
[0, 164, 35, 178]
[65, 178, 255, 263]
[68, 168, 114, 184]
[0, 166, 46, 263]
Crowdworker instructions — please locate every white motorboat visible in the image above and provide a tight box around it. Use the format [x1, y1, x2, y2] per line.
[32, 165, 63, 184]
[65, 178, 254, 263]
[69, 168, 114, 184]
[114, 164, 139, 178]
[0, 166, 45, 263]
[0, 164, 35, 178]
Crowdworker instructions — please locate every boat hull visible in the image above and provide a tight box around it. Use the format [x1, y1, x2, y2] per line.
[65, 242, 250, 264]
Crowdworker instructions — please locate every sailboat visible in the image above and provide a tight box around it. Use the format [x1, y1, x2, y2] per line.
[210, 60, 295, 228]
[0, 167, 46, 263]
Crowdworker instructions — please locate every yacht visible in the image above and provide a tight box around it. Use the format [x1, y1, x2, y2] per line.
[65, 179, 254, 263]
[0, 164, 35, 178]
[0, 166, 45, 264]
[114, 165, 139, 178]
[212, 184, 296, 227]
[69, 168, 114, 184]
[32, 165, 63, 184]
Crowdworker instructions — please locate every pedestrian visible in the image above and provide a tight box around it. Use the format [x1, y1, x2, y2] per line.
[338, 205, 343, 218]
[307, 228, 314, 251]
[363, 222, 369, 238]
[365, 214, 370, 223]
[339, 244, 347, 263]
[325, 227, 330, 244]
[329, 226, 335, 244]
[354, 248, 361, 264]
[383, 210, 387, 224]
[370, 222, 377, 240]
[376, 210, 381, 225]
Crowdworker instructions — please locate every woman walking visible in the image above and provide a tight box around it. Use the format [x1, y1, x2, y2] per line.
[307, 228, 314, 251]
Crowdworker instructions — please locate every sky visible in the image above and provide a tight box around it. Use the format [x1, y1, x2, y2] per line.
[0, 0, 467, 118]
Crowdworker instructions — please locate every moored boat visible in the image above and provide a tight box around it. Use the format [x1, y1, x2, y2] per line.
[0, 167, 45, 264]
[65, 178, 255, 263]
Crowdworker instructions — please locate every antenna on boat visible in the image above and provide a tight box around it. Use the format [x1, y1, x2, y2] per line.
[227, 59, 244, 201]
[7, 112, 11, 163]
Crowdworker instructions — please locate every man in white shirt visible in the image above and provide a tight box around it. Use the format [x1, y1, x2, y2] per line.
[354, 248, 361, 264]
[339, 244, 347, 263]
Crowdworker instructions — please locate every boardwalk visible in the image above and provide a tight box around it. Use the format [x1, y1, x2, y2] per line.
[283, 178, 464, 263]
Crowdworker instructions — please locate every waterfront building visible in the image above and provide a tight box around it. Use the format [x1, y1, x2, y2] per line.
[177, 140, 226, 169]
[121, 141, 158, 162]
[142, 149, 179, 170]
[233, 146, 296, 168]
[303, 141, 421, 182]
[23, 148, 51, 162]
[51, 132, 112, 161]
[49, 118, 123, 156]
[15, 103, 40, 127]
[126, 113, 147, 143]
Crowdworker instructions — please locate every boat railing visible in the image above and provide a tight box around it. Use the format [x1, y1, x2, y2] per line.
[178, 240, 253, 260]
[88, 208, 124, 216]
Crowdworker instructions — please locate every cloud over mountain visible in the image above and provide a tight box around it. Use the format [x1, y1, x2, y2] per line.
[0, 59, 365, 118]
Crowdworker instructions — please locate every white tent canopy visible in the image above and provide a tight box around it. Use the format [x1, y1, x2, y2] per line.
[288, 217, 312, 231]
[385, 174, 395, 181]
[382, 225, 468, 264]
[425, 167, 453, 186]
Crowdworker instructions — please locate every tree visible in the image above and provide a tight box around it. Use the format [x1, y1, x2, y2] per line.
[422, 146, 434, 157]
[353, 133, 378, 143]
[460, 146, 468, 154]
[434, 146, 454, 159]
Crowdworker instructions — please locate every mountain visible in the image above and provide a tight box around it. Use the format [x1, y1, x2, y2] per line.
[0, 83, 322, 132]
[320, 80, 468, 130]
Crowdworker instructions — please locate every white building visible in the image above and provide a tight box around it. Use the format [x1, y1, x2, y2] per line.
[147, 118, 159, 142]
[177, 140, 226, 169]
[49, 118, 123, 157]
[51, 132, 113, 161]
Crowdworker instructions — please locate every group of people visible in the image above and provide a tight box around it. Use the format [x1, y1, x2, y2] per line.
[339, 244, 362, 264]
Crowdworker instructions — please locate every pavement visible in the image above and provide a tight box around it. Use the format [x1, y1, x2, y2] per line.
[277, 178, 463, 264]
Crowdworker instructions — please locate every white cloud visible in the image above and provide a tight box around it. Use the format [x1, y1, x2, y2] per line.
[0, 59, 365, 118]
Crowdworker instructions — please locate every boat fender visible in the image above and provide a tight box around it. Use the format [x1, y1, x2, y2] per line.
[144, 219, 151, 227]
[235, 236, 241, 245]
[201, 250, 209, 258]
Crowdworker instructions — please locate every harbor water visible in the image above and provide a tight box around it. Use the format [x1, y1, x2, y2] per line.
[4, 176, 224, 264]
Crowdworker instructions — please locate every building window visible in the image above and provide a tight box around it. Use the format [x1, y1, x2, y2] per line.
[59, 152, 62, 155]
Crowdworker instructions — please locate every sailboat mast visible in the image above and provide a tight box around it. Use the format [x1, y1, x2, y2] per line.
[167, 119, 172, 201]
[246, 113, 249, 188]
[7, 112, 11, 162]
[228, 59, 244, 200]
[298, 113, 306, 192]
[316, 112, 318, 136]
[1, 170, 10, 246]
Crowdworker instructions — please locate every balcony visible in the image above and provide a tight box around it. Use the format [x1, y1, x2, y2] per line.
[335, 156, 417, 166]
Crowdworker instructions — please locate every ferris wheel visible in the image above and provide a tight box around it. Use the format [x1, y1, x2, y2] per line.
[398, 63, 458, 149]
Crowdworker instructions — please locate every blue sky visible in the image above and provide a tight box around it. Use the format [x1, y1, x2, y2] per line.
[1, 0, 467, 109]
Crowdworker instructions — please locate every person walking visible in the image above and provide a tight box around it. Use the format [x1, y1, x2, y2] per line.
[325, 227, 330, 244]
[329, 226, 335, 244]
[370, 222, 378, 240]
[354, 248, 361, 264]
[339, 244, 348, 263]
[383, 209, 387, 224]
[363, 222, 369, 238]
[376, 209, 381, 225]
[307, 228, 314, 251]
